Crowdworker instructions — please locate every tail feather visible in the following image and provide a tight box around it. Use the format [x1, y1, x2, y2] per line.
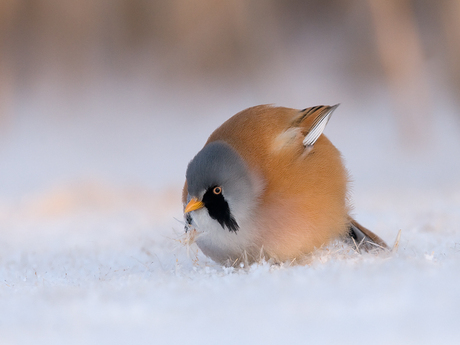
[347, 218, 388, 252]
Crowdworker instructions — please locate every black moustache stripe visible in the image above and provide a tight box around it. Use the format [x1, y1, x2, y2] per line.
[202, 187, 239, 232]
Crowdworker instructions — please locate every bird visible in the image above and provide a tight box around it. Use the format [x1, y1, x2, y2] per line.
[182, 104, 387, 266]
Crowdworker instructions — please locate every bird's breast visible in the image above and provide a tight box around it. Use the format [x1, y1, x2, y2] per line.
[191, 208, 262, 265]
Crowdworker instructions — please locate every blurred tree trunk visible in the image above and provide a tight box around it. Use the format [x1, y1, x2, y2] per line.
[367, 0, 431, 148]
[441, 0, 460, 103]
[0, 0, 21, 128]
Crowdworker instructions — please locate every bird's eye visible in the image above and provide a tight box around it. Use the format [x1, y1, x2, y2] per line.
[213, 186, 222, 195]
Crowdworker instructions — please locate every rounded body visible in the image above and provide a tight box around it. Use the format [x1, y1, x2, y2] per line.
[183, 105, 350, 265]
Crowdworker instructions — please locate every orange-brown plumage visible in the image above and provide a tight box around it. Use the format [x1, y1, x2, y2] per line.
[183, 104, 386, 265]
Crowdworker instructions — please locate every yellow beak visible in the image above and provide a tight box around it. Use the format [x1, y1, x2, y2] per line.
[184, 197, 205, 214]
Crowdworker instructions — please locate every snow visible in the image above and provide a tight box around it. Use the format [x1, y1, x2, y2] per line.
[1, 75, 460, 344]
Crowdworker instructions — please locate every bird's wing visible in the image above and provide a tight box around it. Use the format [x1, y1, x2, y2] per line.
[299, 104, 339, 148]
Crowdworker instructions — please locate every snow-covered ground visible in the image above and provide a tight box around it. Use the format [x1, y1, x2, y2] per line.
[1, 74, 459, 344]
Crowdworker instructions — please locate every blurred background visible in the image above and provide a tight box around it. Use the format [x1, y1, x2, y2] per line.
[0, 0, 459, 207]
[2, 3, 460, 342]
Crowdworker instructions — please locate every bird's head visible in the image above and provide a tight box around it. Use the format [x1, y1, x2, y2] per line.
[184, 141, 260, 233]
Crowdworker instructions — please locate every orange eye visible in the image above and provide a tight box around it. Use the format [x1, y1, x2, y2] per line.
[213, 187, 222, 195]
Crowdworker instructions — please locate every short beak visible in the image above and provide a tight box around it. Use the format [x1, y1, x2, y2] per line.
[184, 197, 204, 214]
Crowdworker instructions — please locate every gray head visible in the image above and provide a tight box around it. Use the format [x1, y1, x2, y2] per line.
[185, 141, 257, 232]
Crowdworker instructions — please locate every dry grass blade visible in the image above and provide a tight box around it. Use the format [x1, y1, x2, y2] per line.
[351, 236, 366, 254]
[392, 229, 402, 253]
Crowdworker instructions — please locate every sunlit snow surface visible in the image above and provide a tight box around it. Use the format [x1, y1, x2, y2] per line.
[1, 79, 460, 344]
